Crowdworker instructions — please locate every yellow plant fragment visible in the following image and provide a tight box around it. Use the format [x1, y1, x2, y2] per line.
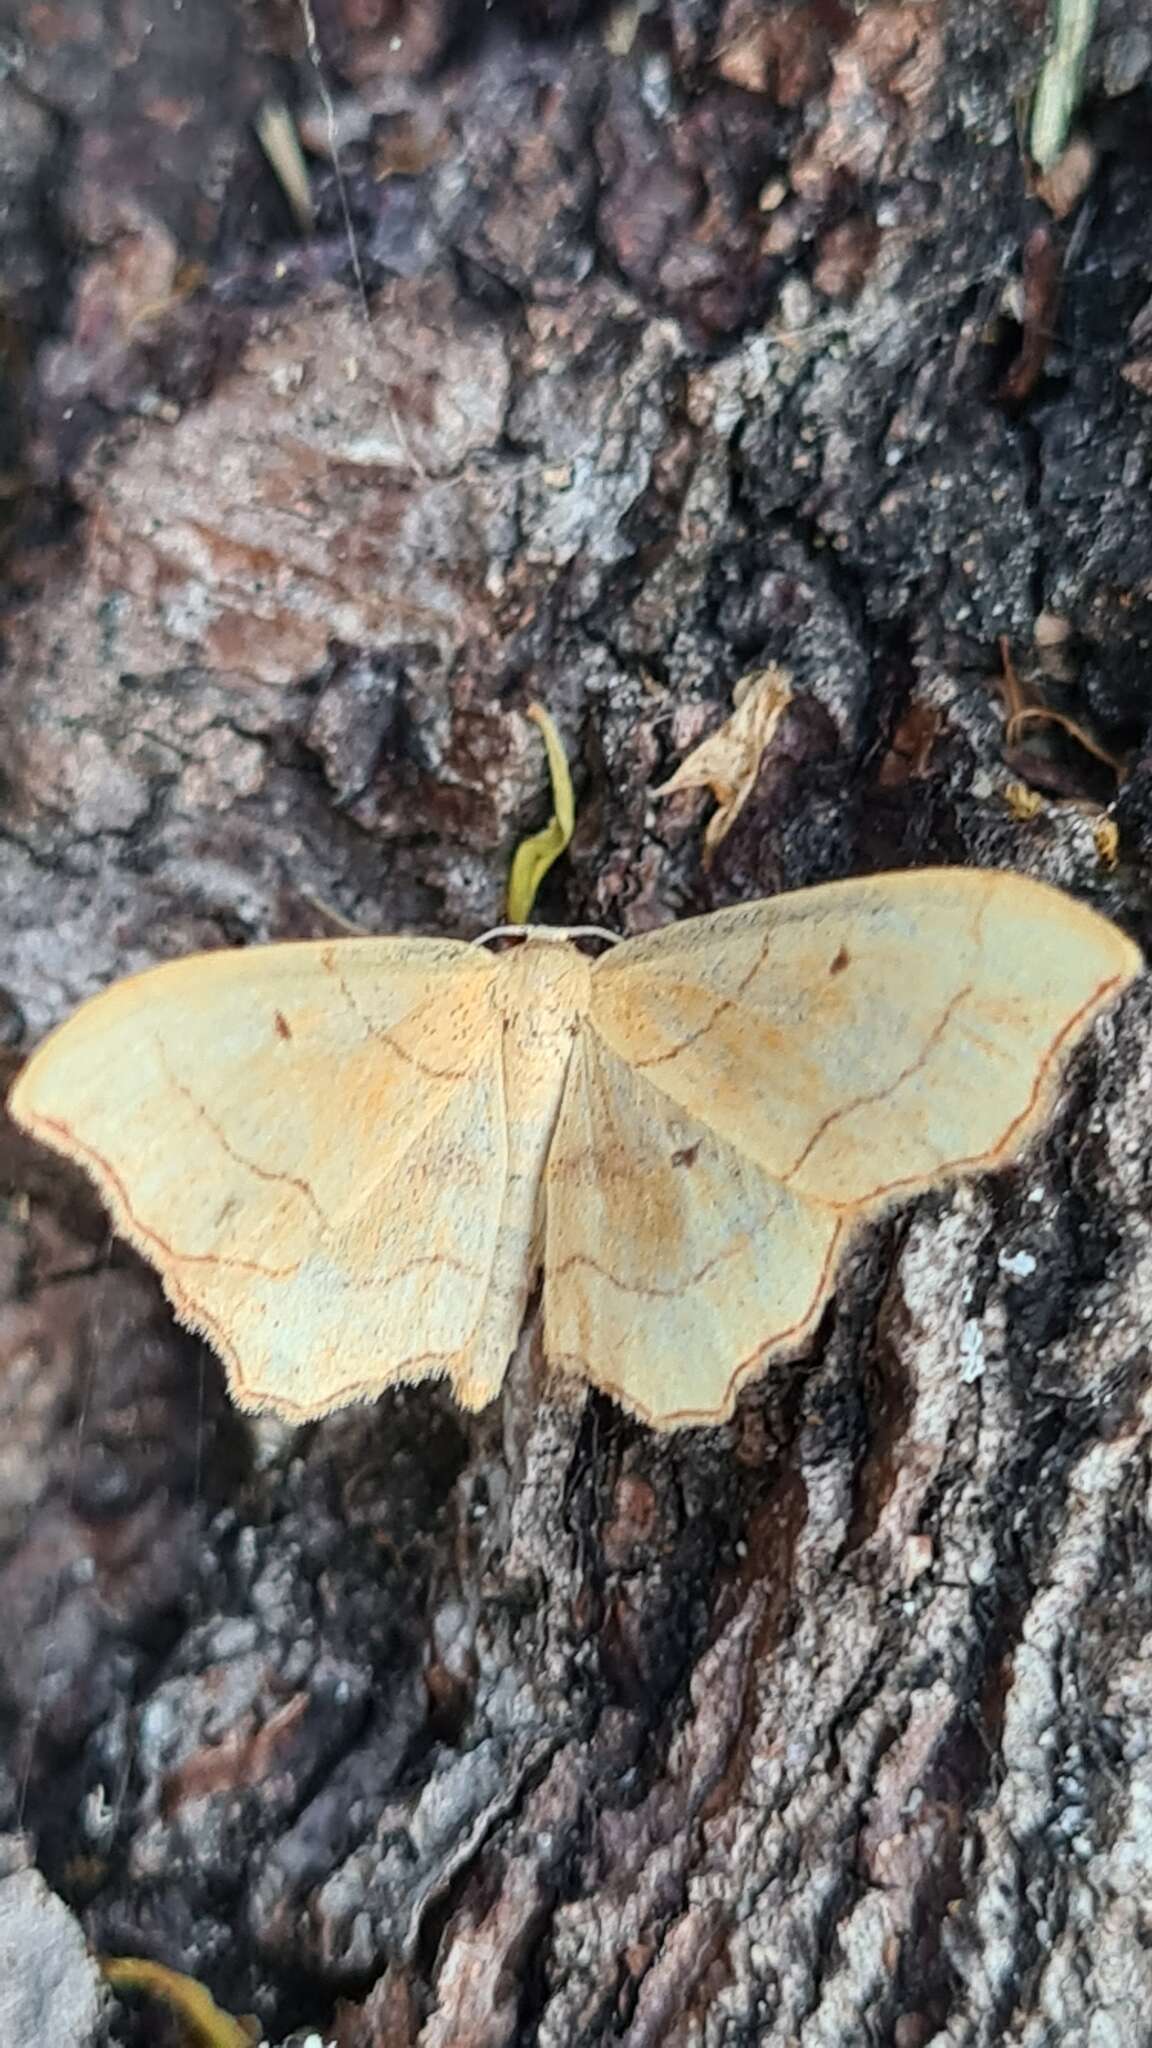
[1094, 817, 1120, 869]
[1030, 0, 1098, 171]
[254, 99, 314, 236]
[654, 666, 794, 860]
[1006, 704, 1125, 777]
[1004, 781, 1046, 823]
[101, 1957, 258, 2048]
[505, 703, 576, 924]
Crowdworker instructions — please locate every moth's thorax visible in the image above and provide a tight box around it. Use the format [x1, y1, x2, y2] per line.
[490, 942, 592, 1259]
[491, 937, 594, 1041]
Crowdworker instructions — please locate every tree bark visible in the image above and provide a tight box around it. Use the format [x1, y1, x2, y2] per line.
[1, 3, 1151, 2044]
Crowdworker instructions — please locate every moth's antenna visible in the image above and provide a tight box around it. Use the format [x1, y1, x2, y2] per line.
[476, 925, 621, 950]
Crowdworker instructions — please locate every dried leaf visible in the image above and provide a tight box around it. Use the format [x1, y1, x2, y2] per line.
[654, 666, 794, 860]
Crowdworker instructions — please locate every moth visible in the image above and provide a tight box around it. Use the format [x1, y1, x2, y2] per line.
[8, 869, 1139, 1427]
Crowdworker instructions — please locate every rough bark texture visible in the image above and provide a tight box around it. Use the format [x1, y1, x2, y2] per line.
[2, 2, 1152, 2044]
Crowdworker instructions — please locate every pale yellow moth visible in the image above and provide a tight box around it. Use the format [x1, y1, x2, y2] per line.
[7, 870, 1139, 1427]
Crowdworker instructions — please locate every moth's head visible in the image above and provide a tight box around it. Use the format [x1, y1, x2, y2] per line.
[486, 928, 597, 1024]
[474, 923, 619, 956]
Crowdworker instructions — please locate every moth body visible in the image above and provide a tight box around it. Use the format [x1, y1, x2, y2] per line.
[452, 940, 593, 1407]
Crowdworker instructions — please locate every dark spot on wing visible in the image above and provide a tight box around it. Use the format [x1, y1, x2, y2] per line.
[274, 1012, 292, 1040]
[829, 947, 850, 976]
[671, 1142, 701, 1169]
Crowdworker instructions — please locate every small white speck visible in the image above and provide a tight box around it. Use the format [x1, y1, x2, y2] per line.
[998, 1248, 1037, 1279]
[958, 1319, 985, 1381]
[83, 1784, 116, 1844]
[903, 1533, 933, 1585]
